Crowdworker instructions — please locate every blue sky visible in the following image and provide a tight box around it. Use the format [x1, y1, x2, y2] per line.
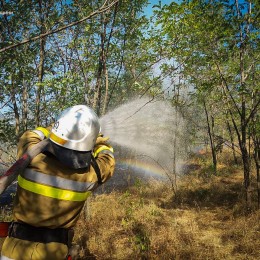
[143, 0, 177, 17]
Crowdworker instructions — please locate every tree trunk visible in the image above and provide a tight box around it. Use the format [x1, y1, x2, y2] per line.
[251, 114, 260, 209]
[22, 78, 28, 132]
[10, 81, 20, 140]
[203, 100, 217, 173]
[235, 0, 252, 207]
[101, 2, 118, 114]
[102, 64, 109, 115]
[93, 14, 105, 115]
[93, 53, 103, 115]
[35, 0, 46, 127]
[253, 137, 260, 209]
[226, 120, 238, 164]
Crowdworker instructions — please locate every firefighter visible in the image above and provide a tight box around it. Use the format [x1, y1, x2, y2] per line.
[0, 105, 115, 260]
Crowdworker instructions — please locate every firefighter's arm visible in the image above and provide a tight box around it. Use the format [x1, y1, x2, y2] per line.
[92, 134, 115, 183]
[17, 125, 52, 158]
[32, 126, 51, 140]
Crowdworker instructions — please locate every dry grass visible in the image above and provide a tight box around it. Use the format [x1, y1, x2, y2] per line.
[73, 151, 260, 260]
[1, 150, 259, 259]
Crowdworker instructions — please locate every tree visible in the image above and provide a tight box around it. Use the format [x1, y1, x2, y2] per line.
[155, 0, 260, 205]
[0, 0, 158, 164]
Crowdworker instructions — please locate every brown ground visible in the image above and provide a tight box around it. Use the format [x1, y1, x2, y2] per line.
[72, 151, 260, 260]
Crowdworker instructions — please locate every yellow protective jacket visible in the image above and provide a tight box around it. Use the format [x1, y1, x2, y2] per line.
[13, 129, 115, 229]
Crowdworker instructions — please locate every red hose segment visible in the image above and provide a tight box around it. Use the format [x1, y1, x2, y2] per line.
[0, 139, 50, 195]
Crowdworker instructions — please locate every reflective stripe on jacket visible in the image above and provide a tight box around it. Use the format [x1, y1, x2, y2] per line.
[13, 130, 115, 229]
[18, 169, 94, 201]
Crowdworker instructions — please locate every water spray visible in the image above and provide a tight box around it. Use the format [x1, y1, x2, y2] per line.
[100, 97, 187, 179]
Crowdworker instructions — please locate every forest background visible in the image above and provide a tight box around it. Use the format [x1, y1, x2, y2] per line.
[0, 0, 259, 259]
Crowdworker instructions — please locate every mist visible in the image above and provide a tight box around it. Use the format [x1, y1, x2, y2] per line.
[100, 97, 188, 179]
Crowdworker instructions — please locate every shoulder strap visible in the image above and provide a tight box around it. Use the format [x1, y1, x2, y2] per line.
[91, 154, 103, 185]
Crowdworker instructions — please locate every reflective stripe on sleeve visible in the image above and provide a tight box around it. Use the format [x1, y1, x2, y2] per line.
[93, 145, 114, 158]
[99, 150, 114, 158]
[36, 127, 50, 138]
[0, 255, 14, 260]
[32, 130, 45, 140]
[18, 175, 91, 202]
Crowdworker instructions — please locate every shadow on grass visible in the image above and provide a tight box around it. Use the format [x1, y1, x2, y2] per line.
[162, 180, 259, 213]
[128, 173, 253, 212]
[172, 182, 243, 209]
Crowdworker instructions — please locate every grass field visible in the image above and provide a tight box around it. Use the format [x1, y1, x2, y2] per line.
[73, 151, 260, 260]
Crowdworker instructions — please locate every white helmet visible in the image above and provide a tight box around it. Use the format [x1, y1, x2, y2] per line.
[49, 105, 100, 151]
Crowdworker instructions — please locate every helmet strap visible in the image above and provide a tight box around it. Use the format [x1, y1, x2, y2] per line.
[90, 154, 102, 185]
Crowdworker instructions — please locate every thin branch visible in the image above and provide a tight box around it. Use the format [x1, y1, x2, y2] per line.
[105, 1, 119, 55]
[245, 98, 260, 127]
[107, 29, 127, 106]
[244, 55, 259, 81]
[122, 96, 156, 122]
[215, 62, 242, 117]
[0, 161, 10, 168]
[0, 0, 119, 53]
[139, 57, 189, 98]
[0, 97, 12, 110]
[138, 154, 176, 195]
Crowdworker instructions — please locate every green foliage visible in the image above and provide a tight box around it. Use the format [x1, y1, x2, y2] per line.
[0, 0, 157, 137]
[153, 0, 259, 186]
[132, 222, 150, 255]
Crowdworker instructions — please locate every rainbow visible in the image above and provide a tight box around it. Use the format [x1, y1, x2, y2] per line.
[116, 158, 169, 179]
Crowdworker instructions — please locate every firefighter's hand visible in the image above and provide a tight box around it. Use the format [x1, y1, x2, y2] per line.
[95, 134, 110, 146]
[93, 134, 114, 158]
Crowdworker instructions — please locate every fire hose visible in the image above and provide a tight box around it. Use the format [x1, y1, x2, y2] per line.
[0, 139, 50, 238]
[0, 139, 50, 195]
